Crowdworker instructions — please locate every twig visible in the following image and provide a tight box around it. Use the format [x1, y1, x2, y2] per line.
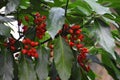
[65, 0, 69, 17]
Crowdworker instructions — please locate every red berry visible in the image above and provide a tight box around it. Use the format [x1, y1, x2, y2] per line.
[31, 48, 36, 52]
[34, 53, 39, 58]
[21, 49, 27, 54]
[24, 45, 29, 49]
[24, 16, 29, 21]
[81, 47, 88, 53]
[27, 52, 32, 56]
[86, 66, 90, 72]
[78, 34, 84, 41]
[71, 25, 80, 30]
[40, 23, 46, 28]
[63, 24, 69, 30]
[68, 29, 73, 34]
[10, 46, 16, 51]
[22, 26, 28, 33]
[76, 44, 83, 49]
[30, 41, 36, 47]
[25, 38, 31, 44]
[69, 41, 74, 47]
[34, 19, 39, 24]
[41, 16, 46, 20]
[75, 30, 81, 34]
[35, 42, 39, 46]
[38, 35, 43, 39]
[35, 12, 40, 17]
[49, 44, 54, 49]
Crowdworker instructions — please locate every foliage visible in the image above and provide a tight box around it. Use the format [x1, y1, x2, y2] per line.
[0, 0, 120, 80]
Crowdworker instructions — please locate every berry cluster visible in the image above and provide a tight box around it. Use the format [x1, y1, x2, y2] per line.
[59, 24, 90, 72]
[77, 47, 90, 72]
[22, 12, 47, 39]
[17, 12, 47, 58]
[4, 38, 16, 51]
[21, 38, 39, 58]
[34, 12, 46, 39]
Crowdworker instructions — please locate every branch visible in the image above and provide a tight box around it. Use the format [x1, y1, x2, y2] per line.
[65, 0, 69, 17]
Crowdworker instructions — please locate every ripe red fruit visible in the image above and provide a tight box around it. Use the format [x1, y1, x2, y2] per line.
[81, 47, 88, 53]
[76, 44, 83, 49]
[63, 24, 69, 30]
[78, 34, 84, 41]
[38, 35, 43, 39]
[34, 53, 39, 58]
[68, 29, 73, 34]
[10, 46, 16, 51]
[22, 26, 28, 33]
[35, 42, 39, 46]
[35, 12, 40, 17]
[27, 52, 31, 56]
[30, 41, 36, 47]
[24, 45, 29, 49]
[69, 41, 74, 47]
[21, 49, 27, 54]
[75, 30, 81, 34]
[49, 44, 54, 49]
[22, 39, 26, 44]
[24, 16, 29, 21]
[37, 17, 43, 23]
[23, 38, 31, 44]
[71, 25, 80, 30]
[41, 16, 46, 20]
[85, 66, 90, 72]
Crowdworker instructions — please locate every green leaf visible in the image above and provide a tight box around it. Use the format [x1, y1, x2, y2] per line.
[5, 0, 20, 14]
[18, 57, 37, 80]
[36, 47, 49, 80]
[101, 52, 120, 80]
[54, 0, 64, 7]
[0, 50, 14, 80]
[0, 23, 11, 37]
[111, 30, 120, 40]
[98, 0, 120, 8]
[47, 7, 65, 39]
[69, 0, 92, 16]
[19, 0, 30, 9]
[54, 36, 74, 80]
[70, 63, 89, 80]
[94, 19, 116, 59]
[115, 52, 120, 65]
[87, 70, 95, 80]
[103, 16, 119, 28]
[84, 0, 111, 15]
